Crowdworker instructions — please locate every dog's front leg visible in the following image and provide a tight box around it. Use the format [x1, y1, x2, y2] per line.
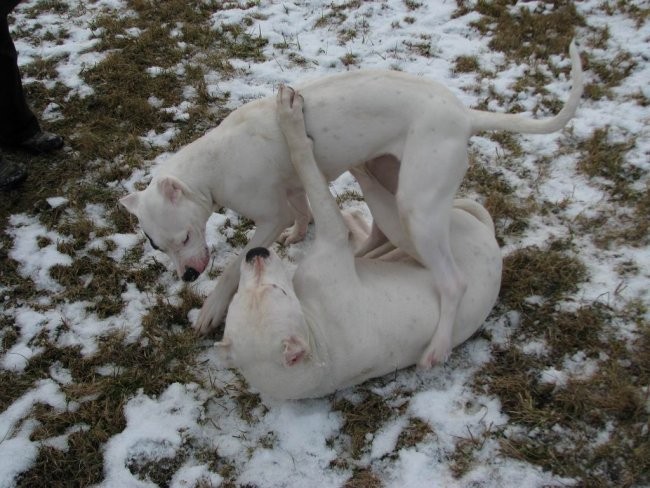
[276, 86, 351, 252]
[278, 188, 311, 245]
[193, 258, 240, 335]
[193, 219, 290, 335]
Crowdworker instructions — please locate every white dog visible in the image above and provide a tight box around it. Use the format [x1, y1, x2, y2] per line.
[120, 43, 581, 367]
[213, 88, 502, 399]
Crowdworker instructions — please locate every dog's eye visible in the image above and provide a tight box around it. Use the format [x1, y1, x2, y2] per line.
[183, 233, 190, 246]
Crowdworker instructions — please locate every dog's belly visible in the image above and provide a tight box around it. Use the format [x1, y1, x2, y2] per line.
[304, 210, 502, 392]
[322, 262, 442, 385]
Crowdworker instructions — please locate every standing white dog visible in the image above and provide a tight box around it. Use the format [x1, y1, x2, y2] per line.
[120, 42, 581, 367]
[213, 87, 502, 399]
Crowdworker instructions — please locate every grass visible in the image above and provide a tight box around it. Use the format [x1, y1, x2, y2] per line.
[469, 239, 648, 486]
[4, 288, 202, 485]
[468, 0, 584, 60]
[314, 1, 361, 29]
[567, 127, 648, 249]
[453, 54, 480, 74]
[461, 154, 537, 242]
[1, 0, 648, 486]
[333, 391, 394, 459]
[395, 417, 435, 450]
[453, 1, 648, 484]
[499, 240, 587, 308]
[223, 215, 256, 249]
[476, 311, 649, 486]
[1, 1, 254, 485]
[576, 127, 641, 201]
[344, 468, 383, 487]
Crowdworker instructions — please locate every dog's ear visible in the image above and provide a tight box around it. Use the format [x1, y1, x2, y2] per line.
[119, 193, 140, 214]
[282, 335, 309, 367]
[157, 176, 190, 205]
[214, 337, 234, 367]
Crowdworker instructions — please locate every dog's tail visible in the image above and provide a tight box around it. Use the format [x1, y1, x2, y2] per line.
[453, 198, 495, 236]
[468, 40, 583, 135]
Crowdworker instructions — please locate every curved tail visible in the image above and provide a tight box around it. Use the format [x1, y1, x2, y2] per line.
[469, 40, 583, 135]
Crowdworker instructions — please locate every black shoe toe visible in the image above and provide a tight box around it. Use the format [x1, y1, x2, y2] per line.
[19, 131, 64, 154]
[0, 158, 28, 190]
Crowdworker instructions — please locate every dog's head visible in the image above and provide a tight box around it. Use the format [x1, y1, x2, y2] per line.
[120, 175, 211, 281]
[216, 247, 310, 369]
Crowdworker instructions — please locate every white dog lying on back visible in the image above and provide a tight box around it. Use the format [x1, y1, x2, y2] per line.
[214, 88, 502, 400]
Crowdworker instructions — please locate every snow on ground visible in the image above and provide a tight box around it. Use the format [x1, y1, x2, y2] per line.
[1, 0, 649, 487]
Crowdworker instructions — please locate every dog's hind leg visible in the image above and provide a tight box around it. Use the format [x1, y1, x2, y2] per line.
[351, 161, 420, 261]
[396, 131, 470, 368]
[341, 208, 373, 251]
[352, 219, 389, 257]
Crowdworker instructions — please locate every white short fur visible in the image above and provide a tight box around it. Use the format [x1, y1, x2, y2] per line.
[120, 42, 581, 367]
[213, 88, 502, 399]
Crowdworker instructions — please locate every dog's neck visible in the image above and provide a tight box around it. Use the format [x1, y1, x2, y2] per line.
[187, 182, 214, 216]
[300, 306, 330, 369]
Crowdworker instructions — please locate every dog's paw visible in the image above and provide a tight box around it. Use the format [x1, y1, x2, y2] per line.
[417, 334, 452, 370]
[192, 314, 216, 336]
[193, 296, 227, 336]
[277, 222, 307, 245]
[276, 85, 306, 129]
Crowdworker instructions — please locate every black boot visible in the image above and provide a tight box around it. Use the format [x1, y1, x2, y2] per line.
[18, 131, 64, 154]
[0, 153, 27, 190]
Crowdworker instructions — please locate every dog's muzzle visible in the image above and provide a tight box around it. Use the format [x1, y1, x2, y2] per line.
[182, 267, 200, 282]
[246, 247, 270, 263]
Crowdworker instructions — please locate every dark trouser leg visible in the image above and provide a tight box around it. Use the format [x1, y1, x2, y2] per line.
[0, 12, 40, 145]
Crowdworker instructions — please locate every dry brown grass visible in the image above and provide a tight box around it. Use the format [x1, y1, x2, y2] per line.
[334, 391, 394, 459]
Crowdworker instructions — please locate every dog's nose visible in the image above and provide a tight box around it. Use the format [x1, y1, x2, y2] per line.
[246, 247, 270, 263]
[182, 267, 200, 282]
